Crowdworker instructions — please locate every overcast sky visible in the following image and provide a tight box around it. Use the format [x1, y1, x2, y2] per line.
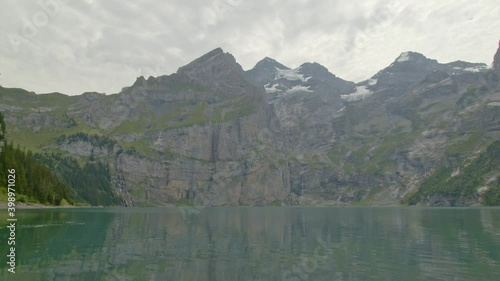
[0, 0, 499, 95]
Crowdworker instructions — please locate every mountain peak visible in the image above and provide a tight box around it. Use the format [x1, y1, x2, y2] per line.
[177, 48, 245, 88]
[299, 62, 331, 75]
[253, 57, 289, 70]
[178, 47, 234, 73]
[395, 51, 429, 63]
[200, 47, 224, 57]
[245, 57, 290, 87]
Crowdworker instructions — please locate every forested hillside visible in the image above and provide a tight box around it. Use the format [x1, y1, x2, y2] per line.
[35, 153, 122, 206]
[0, 112, 122, 206]
[0, 112, 72, 205]
[405, 140, 500, 206]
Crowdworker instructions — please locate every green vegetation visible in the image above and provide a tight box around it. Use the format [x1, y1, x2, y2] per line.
[269, 200, 283, 206]
[483, 178, 500, 206]
[113, 102, 210, 134]
[111, 95, 256, 136]
[0, 87, 106, 153]
[328, 143, 345, 166]
[405, 140, 500, 206]
[303, 152, 323, 171]
[0, 112, 73, 205]
[112, 117, 148, 134]
[35, 153, 123, 206]
[212, 107, 225, 123]
[329, 127, 417, 177]
[6, 116, 103, 154]
[445, 132, 483, 156]
[0, 111, 122, 206]
[175, 198, 196, 206]
[0, 87, 78, 108]
[170, 102, 207, 129]
[130, 188, 146, 199]
[212, 96, 256, 123]
[116, 138, 159, 157]
[57, 132, 117, 151]
[358, 131, 413, 175]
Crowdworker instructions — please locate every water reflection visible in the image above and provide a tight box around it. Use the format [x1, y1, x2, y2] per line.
[0, 207, 499, 281]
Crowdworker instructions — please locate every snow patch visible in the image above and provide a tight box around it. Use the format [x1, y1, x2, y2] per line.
[462, 66, 485, 73]
[265, 81, 313, 95]
[341, 86, 373, 102]
[264, 83, 280, 93]
[368, 79, 378, 86]
[397, 52, 410, 62]
[452, 65, 487, 73]
[275, 67, 310, 82]
[288, 85, 312, 94]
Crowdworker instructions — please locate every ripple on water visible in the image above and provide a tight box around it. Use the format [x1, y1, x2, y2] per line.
[18, 220, 85, 229]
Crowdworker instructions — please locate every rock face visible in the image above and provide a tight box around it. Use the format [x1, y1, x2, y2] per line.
[1, 44, 499, 206]
[117, 50, 292, 206]
[494, 40, 500, 71]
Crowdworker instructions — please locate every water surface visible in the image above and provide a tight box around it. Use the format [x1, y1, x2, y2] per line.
[1, 207, 499, 280]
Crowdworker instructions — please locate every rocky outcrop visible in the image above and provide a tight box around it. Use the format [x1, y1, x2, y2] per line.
[494, 40, 500, 71]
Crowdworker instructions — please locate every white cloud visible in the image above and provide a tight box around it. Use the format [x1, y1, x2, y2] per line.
[0, 0, 498, 95]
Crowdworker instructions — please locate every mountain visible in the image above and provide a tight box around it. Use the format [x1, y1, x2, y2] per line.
[1, 48, 291, 207]
[1, 44, 499, 207]
[350, 52, 488, 101]
[245, 57, 290, 87]
[246, 60, 355, 153]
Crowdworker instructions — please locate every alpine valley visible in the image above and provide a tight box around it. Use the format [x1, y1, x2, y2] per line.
[1, 43, 499, 207]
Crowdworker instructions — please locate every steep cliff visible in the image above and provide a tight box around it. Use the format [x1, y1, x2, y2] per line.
[1, 44, 499, 206]
[1, 49, 291, 206]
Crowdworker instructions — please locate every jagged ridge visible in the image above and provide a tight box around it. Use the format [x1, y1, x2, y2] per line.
[1, 42, 499, 207]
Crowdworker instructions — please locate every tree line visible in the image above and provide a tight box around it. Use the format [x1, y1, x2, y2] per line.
[35, 153, 122, 206]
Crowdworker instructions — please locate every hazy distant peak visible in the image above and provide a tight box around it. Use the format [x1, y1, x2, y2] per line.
[253, 57, 289, 70]
[394, 51, 430, 63]
[298, 62, 332, 76]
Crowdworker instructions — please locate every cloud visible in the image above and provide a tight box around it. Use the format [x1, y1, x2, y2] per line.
[0, 0, 498, 95]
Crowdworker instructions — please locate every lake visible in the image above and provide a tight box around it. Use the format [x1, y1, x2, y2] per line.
[1, 207, 499, 281]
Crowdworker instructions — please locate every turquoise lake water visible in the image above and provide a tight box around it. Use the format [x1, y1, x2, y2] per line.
[1, 207, 499, 280]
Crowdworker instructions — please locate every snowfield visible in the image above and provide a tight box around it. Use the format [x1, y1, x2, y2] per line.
[275, 67, 310, 82]
[341, 86, 373, 102]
